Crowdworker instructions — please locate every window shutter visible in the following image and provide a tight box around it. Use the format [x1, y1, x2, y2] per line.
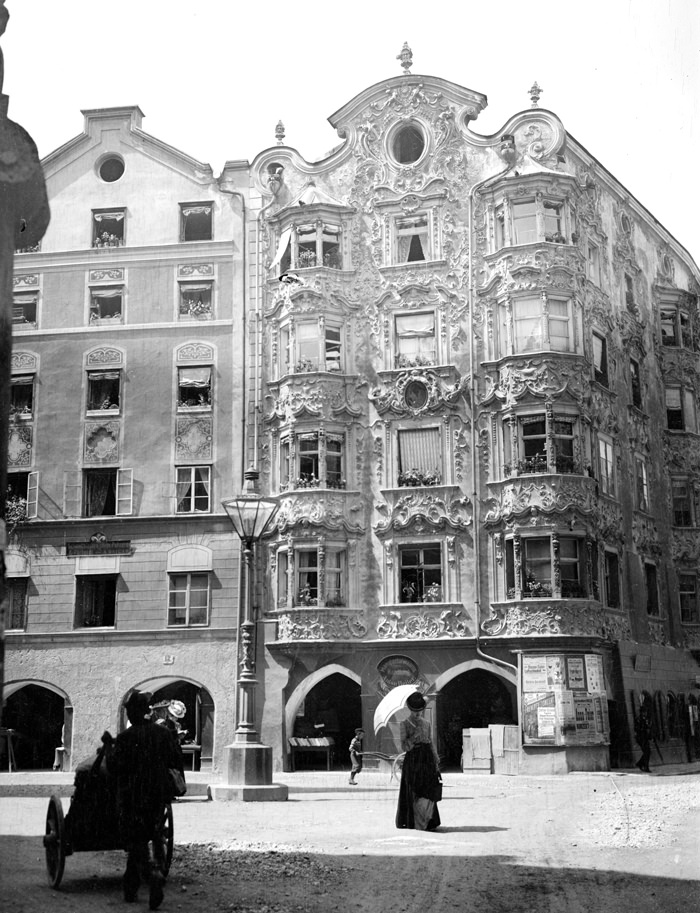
[26, 471, 39, 519]
[116, 469, 134, 516]
[63, 470, 82, 518]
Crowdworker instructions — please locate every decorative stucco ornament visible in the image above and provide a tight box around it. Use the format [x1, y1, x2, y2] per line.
[275, 120, 286, 145]
[529, 81, 543, 108]
[397, 42, 413, 75]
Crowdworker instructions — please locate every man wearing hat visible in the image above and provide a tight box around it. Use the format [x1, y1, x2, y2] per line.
[112, 690, 182, 909]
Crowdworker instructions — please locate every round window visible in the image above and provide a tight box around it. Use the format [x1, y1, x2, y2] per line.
[392, 124, 425, 165]
[98, 156, 125, 183]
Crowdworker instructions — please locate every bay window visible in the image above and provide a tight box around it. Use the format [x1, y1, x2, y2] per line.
[660, 304, 694, 349]
[505, 413, 581, 476]
[505, 534, 587, 599]
[277, 545, 347, 607]
[275, 223, 342, 272]
[495, 196, 571, 249]
[395, 312, 436, 368]
[279, 319, 343, 375]
[281, 432, 346, 490]
[502, 295, 577, 355]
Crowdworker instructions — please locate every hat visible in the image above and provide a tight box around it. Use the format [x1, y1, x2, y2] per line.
[124, 690, 153, 722]
[354, 727, 365, 734]
[406, 692, 427, 711]
[168, 700, 187, 719]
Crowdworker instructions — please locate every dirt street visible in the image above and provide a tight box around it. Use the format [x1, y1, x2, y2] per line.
[1, 770, 698, 913]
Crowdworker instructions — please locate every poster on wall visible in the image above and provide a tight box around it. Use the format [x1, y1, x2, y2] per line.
[521, 653, 610, 746]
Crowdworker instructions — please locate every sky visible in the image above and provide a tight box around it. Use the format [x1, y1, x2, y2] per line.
[3, 0, 698, 262]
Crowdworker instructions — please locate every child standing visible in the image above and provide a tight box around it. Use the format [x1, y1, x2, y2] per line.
[348, 728, 364, 785]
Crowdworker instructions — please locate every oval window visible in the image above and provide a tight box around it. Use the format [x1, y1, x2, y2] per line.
[404, 379, 428, 409]
[392, 124, 425, 165]
[98, 156, 125, 183]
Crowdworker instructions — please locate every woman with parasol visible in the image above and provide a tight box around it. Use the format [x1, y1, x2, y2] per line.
[395, 691, 442, 830]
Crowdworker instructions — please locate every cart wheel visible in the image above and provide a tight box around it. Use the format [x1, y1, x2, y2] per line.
[43, 795, 66, 889]
[158, 802, 174, 876]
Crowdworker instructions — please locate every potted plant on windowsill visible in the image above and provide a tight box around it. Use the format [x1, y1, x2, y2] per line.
[4, 494, 28, 538]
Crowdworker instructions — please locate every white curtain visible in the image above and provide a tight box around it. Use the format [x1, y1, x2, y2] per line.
[179, 367, 211, 387]
[399, 428, 440, 473]
[270, 227, 292, 270]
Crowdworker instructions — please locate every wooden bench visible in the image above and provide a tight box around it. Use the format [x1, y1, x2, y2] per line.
[288, 736, 335, 771]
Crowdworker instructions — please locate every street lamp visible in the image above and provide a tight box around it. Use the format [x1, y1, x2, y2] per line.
[210, 466, 288, 801]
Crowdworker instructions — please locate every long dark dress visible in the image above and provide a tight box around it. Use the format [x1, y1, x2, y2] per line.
[395, 716, 441, 830]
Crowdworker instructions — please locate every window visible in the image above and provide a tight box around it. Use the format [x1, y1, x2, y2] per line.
[630, 359, 642, 408]
[624, 274, 635, 309]
[12, 292, 37, 327]
[176, 466, 211, 513]
[660, 305, 694, 349]
[598, 437, 615, 496]
[179, 282, 213, 320]
[395, 312, 436, 368]
[98, 155, 125, 183]
[83, 469, 133, 517]
[177, 366, 211, 410]
[679, 574, 698, 624]
[277, 546, 347, 607]
[278, 223, 342, 272]
[87, 370, 121, 412]
[543, 201, 565, 242]
[75, 574, 117, 627]
[507, 296, 575, 355]
[672, 479, 693, 526]
[592, 333, 608, 385]
[392, 123, 425, 164]
[10, 375, 34, 418]
[507, 413, 581, 476]
[505, 535, 585, 599]
[168, 573, 210, 626]
[281, 432, 346, 490]
[180, 204, 213, 242]
[399, 544, 442, 603]
[512, 200, 537, 244]
[604, 552, 620, 608]
[665, 387, 697, 432]
[645, 563, 659, 615]
[92, 209, 125, 247]
[517, 417, 547, 474]
[396, 215, 429, 263]
[398, 428, 442, 486]
[587, 243, 600, 284]
[6, 579, 28, 630]
[7, 471, 38, 519]
[635, 457, 649, 512]
[89, 287, 123, 324]
[280, 320, 344, 374]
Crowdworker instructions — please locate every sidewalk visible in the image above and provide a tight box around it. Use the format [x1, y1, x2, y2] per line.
[0, 760, 698, 798]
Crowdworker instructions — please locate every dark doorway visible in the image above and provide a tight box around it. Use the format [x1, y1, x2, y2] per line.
[292, 673, 361, 770]
[2, 685, 66, 770]
[437, 670, 517, 769]
[149, 681, 214, 772]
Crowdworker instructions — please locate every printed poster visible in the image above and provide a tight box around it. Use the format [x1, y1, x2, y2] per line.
[585, 654, 604, 693]
[538, 706, 556, 738]
[566, 657, 586, 690]
[522, 655, 548, 691]
[546, 655, 566, 689]
[522, 692, 556, 744]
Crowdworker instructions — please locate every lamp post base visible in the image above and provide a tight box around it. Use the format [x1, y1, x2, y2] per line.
[209, 742, 288, 802]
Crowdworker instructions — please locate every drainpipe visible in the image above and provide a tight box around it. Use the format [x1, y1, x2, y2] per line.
[467, 170, 518, 676]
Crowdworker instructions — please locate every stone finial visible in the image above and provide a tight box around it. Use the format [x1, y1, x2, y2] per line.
[529, 81, 542, 107]
[275, 120, 285, 145]
[397, 42, 413, 75]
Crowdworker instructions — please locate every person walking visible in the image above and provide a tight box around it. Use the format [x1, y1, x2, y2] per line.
[348, 728, 364, 784]
[112, 690, 183, 909]
[395, 692, 442, 831]
[635, 695, 653, 773]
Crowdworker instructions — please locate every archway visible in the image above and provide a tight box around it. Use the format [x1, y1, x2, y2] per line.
[124, 676, 215, 772]
[2, 682, 71, 770]
[287, 668, 361, 770]
[436, 667, 517, 769]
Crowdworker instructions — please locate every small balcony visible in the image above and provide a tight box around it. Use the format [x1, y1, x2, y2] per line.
[482, 597, 605, 638]
[504, 454, 583, 476]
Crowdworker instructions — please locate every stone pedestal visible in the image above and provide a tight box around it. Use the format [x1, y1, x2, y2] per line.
[209, 742, 288, 802]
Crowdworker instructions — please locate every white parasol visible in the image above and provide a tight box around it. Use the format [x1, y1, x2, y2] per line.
[373, 685, 426, 735]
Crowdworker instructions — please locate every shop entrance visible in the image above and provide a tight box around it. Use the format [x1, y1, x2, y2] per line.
[1, 683, 69, 771]
[290, 672, 361, 770]
[437, 669, 517, 769]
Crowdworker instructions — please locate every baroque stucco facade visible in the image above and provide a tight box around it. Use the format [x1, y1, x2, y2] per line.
[3, 57, 700, 776]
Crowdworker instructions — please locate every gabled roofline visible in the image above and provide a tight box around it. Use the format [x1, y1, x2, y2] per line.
[566, 130, 699, 278]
